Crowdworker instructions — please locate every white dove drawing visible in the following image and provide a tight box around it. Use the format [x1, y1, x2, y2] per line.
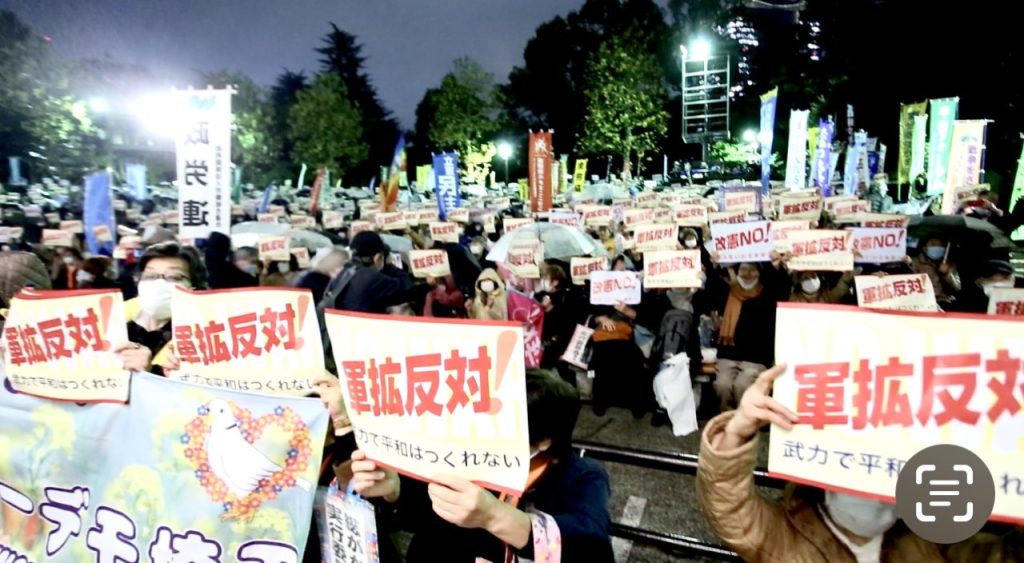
[205, 399, 312, 499]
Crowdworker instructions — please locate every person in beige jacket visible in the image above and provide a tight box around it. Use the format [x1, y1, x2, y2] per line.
[697, 365, 963, 563]
[469, 268, 507, 321]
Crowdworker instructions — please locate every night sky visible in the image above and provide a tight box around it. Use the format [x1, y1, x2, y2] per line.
[0, 0, 643, 127]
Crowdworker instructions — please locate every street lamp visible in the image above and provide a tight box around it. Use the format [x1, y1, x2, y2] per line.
[689, 38, 712, 62]
[497, 141, 513, 186]
[742, 129, 757, 144]
[88, 97, 110, 114]
[680, 37, 728, 162]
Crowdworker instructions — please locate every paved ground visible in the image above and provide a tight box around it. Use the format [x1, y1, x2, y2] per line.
[573, 405, 776, 563]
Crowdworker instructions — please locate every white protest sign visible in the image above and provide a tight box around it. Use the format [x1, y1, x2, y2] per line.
[674, 204, 708, 227]
[589, 271, 642, 305]
[634, 223, 678, 252]
[580, 205, 613, 227]
[409, 249, 452, 278]
[850, 228, 907, 264]
[988, 287, 1024, 316]
[711, 220, 773, 263]
[259, 235, 291, 261]
[506, 241, 544, 279]
[786, 230, 854, 271]
[570, 256, 608, 285]
[623, 208, 655, 229]
[504, 218, 534, 234]
[709, 210, 747, 225]
[855, 274, 940, 311]
[772, 220, 811, 252]
[428, 221, 460, 244]
[643, 250, 702, 288]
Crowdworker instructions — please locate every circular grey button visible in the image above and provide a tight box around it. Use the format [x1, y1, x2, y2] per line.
[895, 444, 995, 544]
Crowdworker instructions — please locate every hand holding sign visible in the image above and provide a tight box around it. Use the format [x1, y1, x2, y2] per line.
[350, 449, 400, 503]
[427, 473, 504, 531]
[720, 364, 797, 449]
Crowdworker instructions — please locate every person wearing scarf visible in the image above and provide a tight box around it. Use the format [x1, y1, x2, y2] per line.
[710, 260, 788, 412]
[347, 369, 614, 562]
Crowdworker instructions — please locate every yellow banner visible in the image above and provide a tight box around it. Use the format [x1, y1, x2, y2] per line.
[643, 250, 701, 288]
[943, 120, 988, 213]
[258, 235, 290, 261]
[785, 229, 853, 271]
[573, 159, 588, 192]
[570, 256, 608, 285]
[170, 287, 324, 396]
[324, 311, 530, 495]
[409, 249, 452, 278]
[771, 303, 1024, 524]
[3, 289, 129, 402]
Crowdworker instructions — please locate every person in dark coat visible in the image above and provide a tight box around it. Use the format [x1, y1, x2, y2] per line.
[330, 231, 418, 313]
[349, 369, 615, 563]
[293, 248, 348, 305]
[952, 259, 1017, 314]
[204, 231, 258, 289]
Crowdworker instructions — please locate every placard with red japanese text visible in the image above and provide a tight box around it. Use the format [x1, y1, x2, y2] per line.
[570, 256, 608, 285]
[710, 220, 773, 263]
[349, 221, 372, 237]
[988, 288, 1024, 316]
[674, 204, 708, 227]
[505, 242, 544, 279]
[409, 250, 451, 278]
[643, 250, 702, 289]
[580, 205, 613, 227]
[3, 289, 129, 402]
[42, 228, 74, 248]
[776, 194, 823, 222]
[855, 274, 940, 312]
[374, 212, 406, 231]
[322, 210, 345, 229]
[771, 303, 1024, 524]
[786, 229, 854, 271]
[503, 218, 534, 234]
[170, 287, 324, 396]
[850, 228, 907, 264]
[772, 220, 811, 252]
[259, 235, 290, 261]
[634, 223, 679, 252]
[708, 210, 748, 225]
[589, 271, 642, 305]
[428, 222, 460, 244]
[323, 311, 530, 495]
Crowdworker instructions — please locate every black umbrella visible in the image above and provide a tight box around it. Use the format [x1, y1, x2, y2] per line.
[908, 215, 1012, 249]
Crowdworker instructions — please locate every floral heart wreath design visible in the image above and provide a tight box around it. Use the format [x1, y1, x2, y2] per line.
[181, 401, 313, 520]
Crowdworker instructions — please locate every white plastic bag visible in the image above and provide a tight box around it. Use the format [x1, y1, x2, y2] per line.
[652, 352, 698, 436]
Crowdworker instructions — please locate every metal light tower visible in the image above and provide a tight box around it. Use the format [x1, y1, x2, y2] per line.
[680, 39, 731, 161]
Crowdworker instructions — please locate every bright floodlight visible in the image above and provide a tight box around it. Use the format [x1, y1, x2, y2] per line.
[742, 129, 757, 143]
[689, 38, 712, 62]
[497, 142, 513, 161]
[130, 94, 179, 137]
[88, 97, 110, 113]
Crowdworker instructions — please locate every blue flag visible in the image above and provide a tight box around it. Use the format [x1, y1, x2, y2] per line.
[258, 183, 276, 213]
[84, 170, 116, 255]
[433, 152, 462, 221]
[8, 156, 24, 185]
[813, 120, 834, 196]
[759, 88, 779, 195]
[125, 163, 147, 200]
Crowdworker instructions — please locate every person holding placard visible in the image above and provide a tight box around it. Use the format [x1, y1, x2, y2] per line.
[535, 263, 587, 382]
[349, 369, 614, 563]
[589, 258, 649, 418]
[123, 242, 208, 373]
[910, 236, 961, 307]
[951, 259, 1017, 314]
[788, 270, 854, 304]
[469, 268, 508, 321]
[707, 256, 789, 412]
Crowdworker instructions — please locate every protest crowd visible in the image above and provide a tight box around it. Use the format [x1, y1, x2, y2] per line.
[2, 109, 1024, 563]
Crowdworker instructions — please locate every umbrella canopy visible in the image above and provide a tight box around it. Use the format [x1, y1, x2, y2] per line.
[286, 229, 333, 251]
[231, 221, 289, 236]
[908, 214, 1013, 249]
[380, 233, 413, 253]
[487, 223, 607, 263]
[578, 183, 629, 202]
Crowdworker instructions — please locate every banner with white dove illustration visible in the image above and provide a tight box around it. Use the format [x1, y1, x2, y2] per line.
[323, 311, 531, 496]
[0, 370, 328, 562]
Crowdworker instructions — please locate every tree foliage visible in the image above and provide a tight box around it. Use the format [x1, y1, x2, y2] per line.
[0, 10, 106, 181]
[288, 73, 367, 178]
[317, 23, 398, 181]
[577, 35, 669, 176]
[414, 57, 499, 156]
[201, 70, 280, 185]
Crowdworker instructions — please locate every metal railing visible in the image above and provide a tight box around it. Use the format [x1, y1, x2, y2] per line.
[573, 440, 786, 561]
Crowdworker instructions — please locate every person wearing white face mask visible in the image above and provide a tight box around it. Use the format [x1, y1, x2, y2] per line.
[911, 236, 961, 307]
[953, 259, 1018, 314]
[789, 270, 854, 304]
[469, 268, 507, 321]
[697, 365, 943, 562]
[708, 257, 789, 412]
[119, 242, 207, 375]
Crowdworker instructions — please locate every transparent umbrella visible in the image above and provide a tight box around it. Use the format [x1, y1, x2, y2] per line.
[487, 223, 607, 263]
[578, 183, 629, 201]
[380, 233, 414, 253]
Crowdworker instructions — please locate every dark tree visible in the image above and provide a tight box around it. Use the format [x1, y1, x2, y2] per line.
[317, 23, 400, 183]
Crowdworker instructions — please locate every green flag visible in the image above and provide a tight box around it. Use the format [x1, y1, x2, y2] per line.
[927, 98, 958, 194]
[898, 101, 927, 185]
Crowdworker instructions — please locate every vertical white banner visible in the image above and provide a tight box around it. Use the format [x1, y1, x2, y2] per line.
[175, 89, 233, 239]
[785, 110, 810, 191]
[909, 114, 928, 182]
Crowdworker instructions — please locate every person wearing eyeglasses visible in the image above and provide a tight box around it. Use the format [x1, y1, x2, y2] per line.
[117, 242, 208, 373]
